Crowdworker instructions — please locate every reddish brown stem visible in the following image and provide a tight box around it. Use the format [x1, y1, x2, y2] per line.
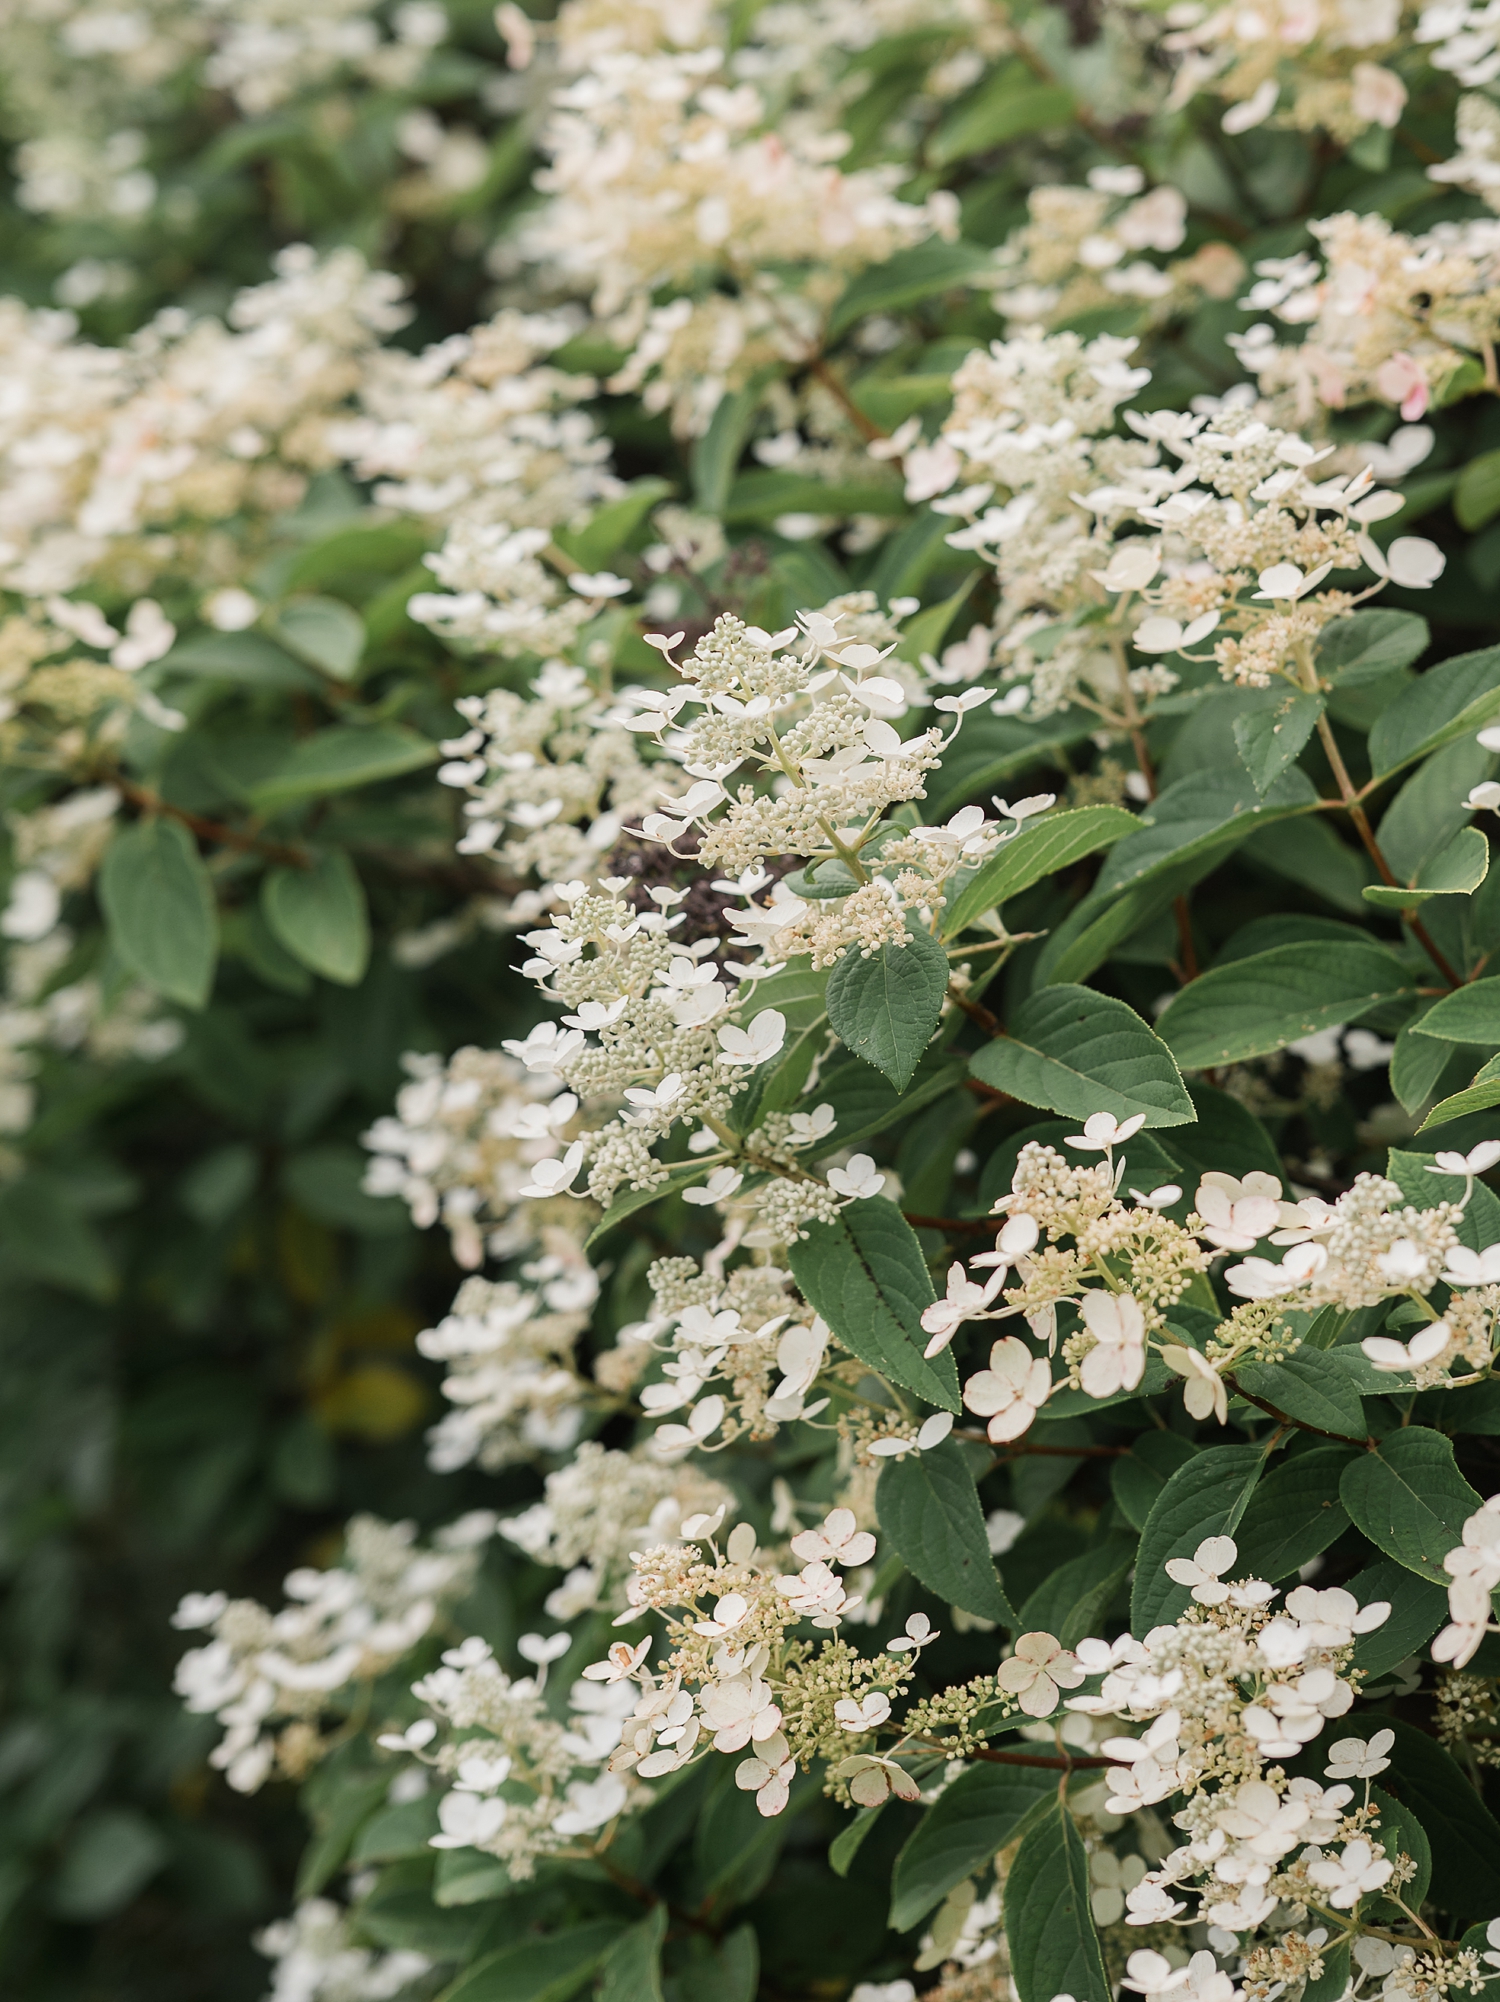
[114, 776, 310, 868]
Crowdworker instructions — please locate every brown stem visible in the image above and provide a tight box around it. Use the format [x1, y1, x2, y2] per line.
[807, 355, 889, 448]
[1224, 1374, 1371, 1449]
[950, 985, 1003, 1037]
[1315, 715, 1463, 988]
[114, 776, 310, 868]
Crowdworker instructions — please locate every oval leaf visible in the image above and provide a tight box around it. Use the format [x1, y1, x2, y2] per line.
[788, 1195, 959, 1409]
[876, 1441, 1017, 1626]
[98, 817, 217, 1009]
[1004, 1802, 1109, 2002]
[1156, 941, 1414, 1069]
[941, 805, 1138, 941]
[826, 925, 949, 1091]
[889, 1763, 1055, 1931]
[1132, 1443, 1266, 1633]
[970, 985, 1193, 1128]
[263, 850, 371, 986]
[1338, 1428, 1482, 1584]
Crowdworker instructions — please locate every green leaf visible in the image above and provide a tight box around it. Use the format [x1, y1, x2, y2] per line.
[350, 1797, 439, 1864]
[0, 1172, 117, 1301]
[694, 1759, 802, 1907]
[1037, 766, 1318, 986]
[359, 1860, 493, 1957]
[598, 1906, 666, 2002]
[98, 817, 217, 1009]
[1340, 1430, 1482, 1584]
[1132, 1444, 1266, 1633]
[1363, 825, 1489, 909]
[789, 1195, 959, 1409]
[1456, 446, 1500, 530]
[433, 1848, 512, 1906]
[249, 725, 438, 811]
[282, 519, 433, 596]
[270, 596, 365, 681]
[830, 1805, 887, 1878]
[810, 1049, 969, 1158]
[1372, 1783, 1432, 1910]
[158, 629, 322, 691]
[1377, 738, 1492, 883]
[825, 925, 948, 1091]
[1305, 1944, 1351, 2002]
[1231, 1445, 1356, 1581]
[1317, 609, 1429, 685]
[1411, 978, 1500, 1044]
[723, 470, 905, 522]
[1369, 643, 1500, 776]
[1018, 1534, 1135, 1649]
[1004, 1803, 1109, 2002]
[1111, 1432, 1200, 1531]
[553, 478, 673, 572]
[1346, 1559, 1447, 1677]
[1382, 1718, 1500, 1926]
[1155, 940, 1414, 1068]
[691, 379, 767, 513]
[1234, 689, 1325, 794]
[941, 805, 1138, 940]
[586, 1161, 711, 1249]
[1242, 813, 1375, 914]
[1420, 1051, 1500, 1128]
[925, 707, 1097, 822]
[827, 238, 998, 340]
[876, 1442, 1017, 1623]
[440, 1920, 627, 2002]
[969, 984, 1193, 1128]
[1234, 1350, 1367, 1439]
[889, 1763, 1055, 1931]
[1391, 1013, 1455, 1115]
[51, 1809, 168, 1922]
[262, 850, 370, 985]
[930, 60, 1074, 164]
[1162, 1083, 1283, 1184]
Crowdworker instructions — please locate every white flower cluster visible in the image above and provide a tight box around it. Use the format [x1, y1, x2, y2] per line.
[1233, 206, 1500, 426]
[1163, 0, 1407, 141]
[170, 1512, 494, 1793]
[389, 1637, 641, 1876]
[915, 330, 1442, 718]
[1071, 1534, 1397, 1937]
[255, 1898, 433, 2002]
[1435, 1492, 1500, 1666]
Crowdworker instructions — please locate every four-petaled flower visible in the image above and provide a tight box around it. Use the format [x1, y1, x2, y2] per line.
[996, 1630, 1083, 1717]
[962, 1336, 1051, 1440]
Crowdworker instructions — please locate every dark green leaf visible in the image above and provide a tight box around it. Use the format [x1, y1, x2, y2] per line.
[1456, 446, 1500, 530]
[262, 850, 371, 985]
[1155, 940, 1414, 1068]
[248, 725, 438, 811]
[970, 984, 1193, 1127]
[1234, 689, 1324, 794]
[0, 1173, 116, 1301]
[1410, 978, 1500, 1044]
[1132, 1444, 1266, 1633]
[1421, 1051, 1500, 1128]
[691, 379, 769, 513]
[1037, 766, 1318, 986]
[876, 1441, 1017, 1623]
[889, 1764, 1055, 1931]
[930, 61, 1074, 164]
[790, 1195, 958, 1407]
[158, 629, 320, 691]
[1347, 1560, 1449, 1678]
[1231, 1446, 1356, 1581]
[1234, 1350, 1367, 1439]
[1382, 1718, 1500, 1926]
[1317, 609, 1429, 685]
[830, 1805, 887, 1878]
[1363, 825, 1489, 909]
[598, 1906, 666, 2002]
[440, 1920, 627, 2002]
[941, 805, 1138, 940]
[1004, 1803, 1109, 2002]
[271, 596, 365, 681]
[553, 478, 673, 571]
[1018, 1534, 1135, 1649]
[812, 1050, 968, 1157]
[828, 239, 999, 340]
[99, 817, 217, 1009]
[1111, 1432, 1199, 1532]
[826, 924, 949, 1090]
[1339, 1428, 1482, 1583]
[1368, 644, 1500, 776]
